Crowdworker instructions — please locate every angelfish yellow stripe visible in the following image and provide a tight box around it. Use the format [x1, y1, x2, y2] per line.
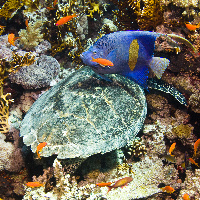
[129, 39, 139, 71]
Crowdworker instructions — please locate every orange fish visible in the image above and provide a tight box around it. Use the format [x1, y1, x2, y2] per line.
[189, 158, 199, 167]
[194, 138, 200, 156]
[26, 181, 44, 188]
[47, 7, 55, 10]
[161, 185, 175, 194]
[25, 20, 28, 27]
[182, 193, 190, 200]
[107, 177, 133, 193]
[0, 25, 6, 28]
[56, 13, 77, 26]
[185, 23, 200, 31]
[96, 182, 112, 187]
[8, 33, 19, 46]
[53, 0, 58, 7]
[36, 142, 47, 159]
[169, 142, 176, 157]
[91, 57, 114, 67]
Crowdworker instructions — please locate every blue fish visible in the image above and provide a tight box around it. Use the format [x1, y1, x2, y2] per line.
[80, 31, 170, 89]
[80, 31, 196, 89]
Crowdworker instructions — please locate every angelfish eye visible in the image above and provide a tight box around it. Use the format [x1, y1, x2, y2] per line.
[93, 50, 97, 55]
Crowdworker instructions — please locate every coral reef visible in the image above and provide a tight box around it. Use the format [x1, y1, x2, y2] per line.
[177, 169, 200, 199]
[0, 1, 200, 200]
[23, 154, 178, 200]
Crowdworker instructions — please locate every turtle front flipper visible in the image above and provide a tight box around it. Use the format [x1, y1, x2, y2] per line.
[147, 78, 187, 106]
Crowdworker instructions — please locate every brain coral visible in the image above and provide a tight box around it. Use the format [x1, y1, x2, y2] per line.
[20, 66, 147, 159]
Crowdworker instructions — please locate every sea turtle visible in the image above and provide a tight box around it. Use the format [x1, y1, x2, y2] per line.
[20, 66, 147, 159]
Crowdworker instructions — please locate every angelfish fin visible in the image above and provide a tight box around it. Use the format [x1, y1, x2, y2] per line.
[147, 78, 187, 105]
[149, 57, 170, 79]
[166, 34, 198, 54]
[121, 65, 149, 89]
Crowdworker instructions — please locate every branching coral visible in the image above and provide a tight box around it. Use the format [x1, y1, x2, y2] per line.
[125, 137, 147, 159]
[0, 89, 13, 134]
[0, 0, 21, 19]
[0, 0, 40, 20]
[128, 0, 164, 30]
[111, 0, 164, 31]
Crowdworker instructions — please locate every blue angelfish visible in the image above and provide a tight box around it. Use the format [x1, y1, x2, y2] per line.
[80, 31, 195, 89]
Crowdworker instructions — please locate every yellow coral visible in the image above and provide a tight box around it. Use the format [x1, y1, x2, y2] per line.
[87, 3, 102, 18]
[0, 0, 21, 19]
[128, 0, 164, 30]
[0, 0, 40, 20]
[172, 124, 193, 139]
[0, 87, 13, 134]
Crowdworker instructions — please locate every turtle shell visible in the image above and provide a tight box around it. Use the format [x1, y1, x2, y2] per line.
[20, 66, 147, 159]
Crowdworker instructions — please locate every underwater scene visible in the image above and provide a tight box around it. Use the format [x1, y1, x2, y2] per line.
[0, 0, 200, 199]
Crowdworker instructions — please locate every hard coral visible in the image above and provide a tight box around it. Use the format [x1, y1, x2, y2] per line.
[111, 0, 138, 30]
[0, 91, 12, 134]
[128, 0, 164, 30]
[172, 124, 193, 139]
[0, 0, 21, 19]
[0, 0, 39, 20]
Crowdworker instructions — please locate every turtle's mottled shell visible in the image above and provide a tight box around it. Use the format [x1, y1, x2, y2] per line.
[20, 67, 147, 159]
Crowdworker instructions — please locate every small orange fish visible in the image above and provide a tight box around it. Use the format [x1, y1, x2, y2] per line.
[169, 142, 176, 157]
[26, 181, 44, 188]
[96, 182, 112, 187]
[182, 193, 190, 200]
[8, 33, 19, 46]
[107, 177, 133, 193]
[189, 157, 199, 167]
[91, 57, 114, 67]
[56, 13, 77, 26]
[47, 7, 55, 10]
[185, 23, 200, 31]
[53, 0, 58, 7]
[36, 142, 47, 159]
[0, 25, 6, 28]
[194, 138, 200, 156]
[161, 185, 175, 194]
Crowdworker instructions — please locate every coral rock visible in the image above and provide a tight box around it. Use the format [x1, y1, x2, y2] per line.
[9, 55, 60, 89]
